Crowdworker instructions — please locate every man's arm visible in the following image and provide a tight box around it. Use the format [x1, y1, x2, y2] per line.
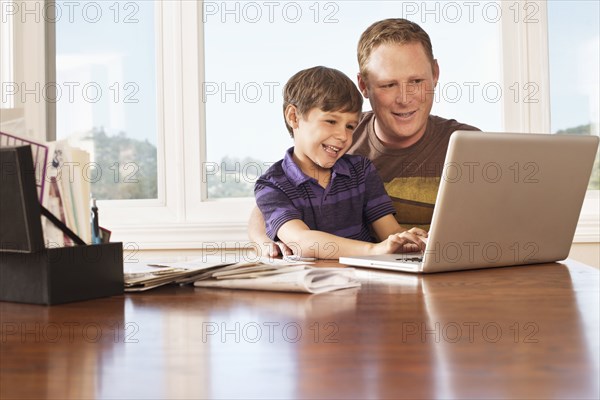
[248, 205, 291, 257]
[277, 219, 426, 260]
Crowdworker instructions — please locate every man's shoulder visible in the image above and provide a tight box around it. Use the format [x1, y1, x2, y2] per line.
[349, 111, 375, 154]
[358, 110, 375, 124]
[355, 111, 375, 135]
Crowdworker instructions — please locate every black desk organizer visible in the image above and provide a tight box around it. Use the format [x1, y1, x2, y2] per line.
[0, 145, 123, 305]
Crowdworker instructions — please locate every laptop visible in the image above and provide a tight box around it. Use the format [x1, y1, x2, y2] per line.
[339, 131, 599, 273]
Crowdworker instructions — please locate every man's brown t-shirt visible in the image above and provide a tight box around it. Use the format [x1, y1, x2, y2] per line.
[348, 111, 479, 230]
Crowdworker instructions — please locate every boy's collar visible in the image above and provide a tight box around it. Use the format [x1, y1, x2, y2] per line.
[283, 147, 351, 187]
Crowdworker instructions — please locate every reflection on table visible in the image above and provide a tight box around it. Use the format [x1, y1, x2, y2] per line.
[1, 260, 598, 399]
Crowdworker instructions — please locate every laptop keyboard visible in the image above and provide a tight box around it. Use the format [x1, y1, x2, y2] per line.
[396, 256, 423, 263]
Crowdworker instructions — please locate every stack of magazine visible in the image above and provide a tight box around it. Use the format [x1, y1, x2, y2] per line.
[42, 140, 91, 245]
[0, 131, 92, 246]
[124, 256, 360, 294]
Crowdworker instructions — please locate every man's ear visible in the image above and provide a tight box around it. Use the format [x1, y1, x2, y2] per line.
[432, 59, 440, 88]
[357, 73, 369, 98]
[285, 104, 300, 129]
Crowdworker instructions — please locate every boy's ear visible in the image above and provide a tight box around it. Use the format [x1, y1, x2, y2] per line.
[285, 105, 300, 129]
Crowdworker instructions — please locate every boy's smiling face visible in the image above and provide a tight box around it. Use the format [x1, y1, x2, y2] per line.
[287, 106, 360, 178]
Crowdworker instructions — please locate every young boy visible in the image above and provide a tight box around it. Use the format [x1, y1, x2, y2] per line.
[254, 66, 426, 259]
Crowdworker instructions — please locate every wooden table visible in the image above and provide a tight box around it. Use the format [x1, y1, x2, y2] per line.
[1, 259, 598, 399]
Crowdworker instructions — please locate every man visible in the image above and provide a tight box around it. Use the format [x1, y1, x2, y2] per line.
[351, 18, 479, 231]
[248, 18, 479, 256]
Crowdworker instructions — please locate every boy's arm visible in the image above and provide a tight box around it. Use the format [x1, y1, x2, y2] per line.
[277, 219, 425, 260]
[247, 205, 292, 257]
[370, 214, 404, 239]
[359, 157, 425, 244]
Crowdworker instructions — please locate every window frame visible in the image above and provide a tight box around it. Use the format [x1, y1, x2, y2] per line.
[12, 0, 600, 249]
[1, 0, 53, 142]
[500, 1, 598, 243]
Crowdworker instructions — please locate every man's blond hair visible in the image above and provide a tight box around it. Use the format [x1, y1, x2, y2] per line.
[358, 18, 435, 81]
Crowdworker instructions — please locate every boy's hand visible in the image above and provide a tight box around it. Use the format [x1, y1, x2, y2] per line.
[375, 230, 427, 255]
[398, 227, 428, 252]
[274, 241, 293, 257]
[260, 240, 293, 258]
[406, 227, 428, 237]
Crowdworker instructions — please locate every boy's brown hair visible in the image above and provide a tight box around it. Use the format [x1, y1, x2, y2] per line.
[283, 66, 363, 137]
[358, 18, 435, 82]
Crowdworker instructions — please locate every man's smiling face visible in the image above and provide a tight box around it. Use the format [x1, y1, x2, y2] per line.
[358, 41, 439, 149]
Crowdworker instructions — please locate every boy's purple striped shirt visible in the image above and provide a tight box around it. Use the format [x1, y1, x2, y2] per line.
[255, 147, 396, 242]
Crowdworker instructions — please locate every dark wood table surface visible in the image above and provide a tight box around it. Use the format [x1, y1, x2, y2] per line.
[1, 259, 598, 399]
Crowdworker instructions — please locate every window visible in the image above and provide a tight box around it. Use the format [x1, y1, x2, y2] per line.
[204, 1, 503, 198]
[0, 0, 14, 109]
[55, 0, 158, 200]
[0, 0, 48, 142]
[7, 0, 599, 247]
[548, 0, 599, 190]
